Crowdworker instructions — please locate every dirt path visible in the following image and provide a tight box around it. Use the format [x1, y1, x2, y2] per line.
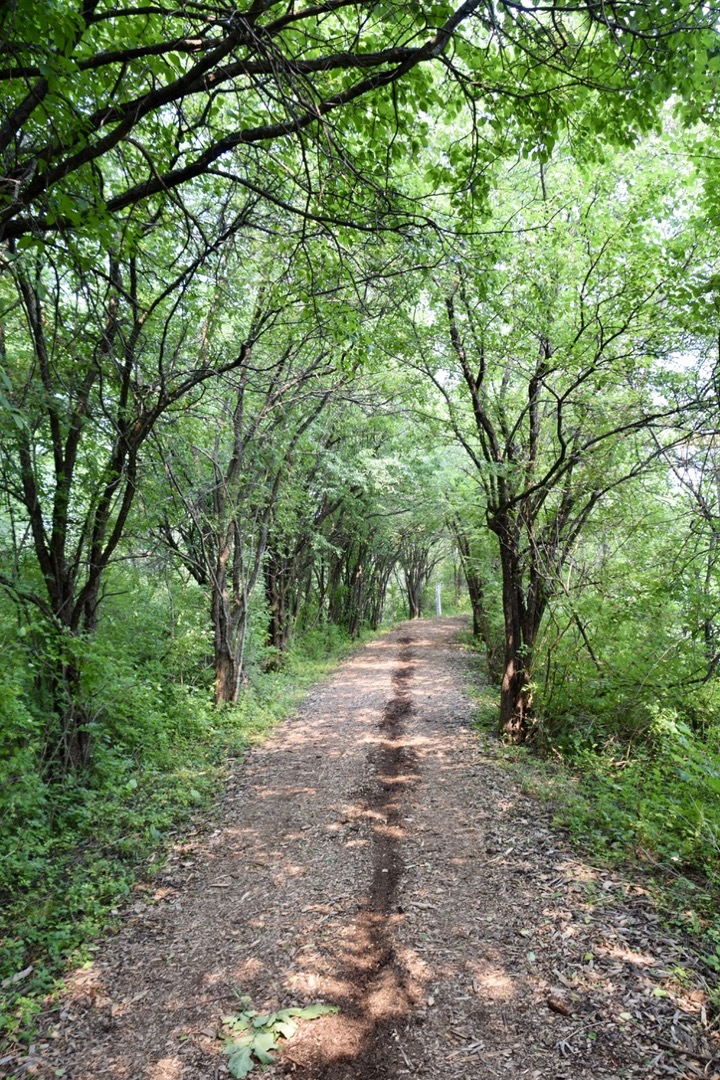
[18, 619, 720, 1079]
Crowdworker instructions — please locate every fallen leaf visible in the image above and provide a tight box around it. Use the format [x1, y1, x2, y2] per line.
[547, 993, 571, 1017]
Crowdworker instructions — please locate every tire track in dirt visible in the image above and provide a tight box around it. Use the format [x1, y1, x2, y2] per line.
[288, 635, 420, 1079]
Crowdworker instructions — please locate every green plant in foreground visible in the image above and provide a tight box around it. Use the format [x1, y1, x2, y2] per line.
[221, 1004, 338, 1077]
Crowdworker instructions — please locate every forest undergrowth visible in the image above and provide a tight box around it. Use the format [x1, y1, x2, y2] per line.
[8, 617, 720, 1052]
[467, 645, 720, 1012]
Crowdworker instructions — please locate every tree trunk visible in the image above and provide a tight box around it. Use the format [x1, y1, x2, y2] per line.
[215, 644, 240, 705]
[36, 576, 95, 773]
[495, 522, 542, 743]
[264, 543, 310, 664]
[264, 553, 285, 665]
[348, 561, 364, 638]
[463, 566, 502, 683]
[498, 649, 534, 743]
[452, 521, 503, 683]
[406, 574, 423, 619]
[368, 562, 392, 629]
[212, 565, 244, 705]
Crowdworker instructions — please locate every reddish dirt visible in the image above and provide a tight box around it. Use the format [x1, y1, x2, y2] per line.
[10, 618, 720, 1080]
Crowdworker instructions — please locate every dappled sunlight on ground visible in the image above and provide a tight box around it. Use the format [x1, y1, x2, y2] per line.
[596, 942, 660, 968]
[146, 1056, 185, 1080]
[18, 618, 720, 1080]
[465, 962, 517, 1003]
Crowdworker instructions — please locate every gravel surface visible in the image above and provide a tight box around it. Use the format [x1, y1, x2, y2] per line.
[11, 618, 720, 1080]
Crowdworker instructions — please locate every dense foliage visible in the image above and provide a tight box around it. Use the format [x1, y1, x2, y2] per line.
[2, 0, 720, 1054]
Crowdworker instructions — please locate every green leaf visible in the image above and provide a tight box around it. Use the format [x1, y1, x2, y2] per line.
[251, 1031, 279, 1055]
[229, 1034, 253, 1048]
[253, 1048, 276, 1065]
[226, 1045, 254, 1078]
[287, 1004, 339, 1020]
[253, 1013, 275, 1027]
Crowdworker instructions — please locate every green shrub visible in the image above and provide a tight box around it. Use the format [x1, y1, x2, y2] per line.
[554, 709, 720, 881]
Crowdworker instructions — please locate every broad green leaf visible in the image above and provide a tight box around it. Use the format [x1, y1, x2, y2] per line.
[253, 1013, 275, 1027]
[253, 1048, 276, 1065]
[227, 1034, 253, 1048]
[288, 1004, 339, 1020]
[226, 1045, 254, 1078]
[251, 1031, 279, 1055]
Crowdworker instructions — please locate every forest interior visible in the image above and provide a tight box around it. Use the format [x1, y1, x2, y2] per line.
[3, 0, 720, 1075]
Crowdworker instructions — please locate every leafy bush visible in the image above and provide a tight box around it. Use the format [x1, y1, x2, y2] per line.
[556, 710, 720, 881]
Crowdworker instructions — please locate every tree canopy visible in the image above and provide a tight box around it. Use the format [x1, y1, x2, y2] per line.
[1, 0, 717, 244]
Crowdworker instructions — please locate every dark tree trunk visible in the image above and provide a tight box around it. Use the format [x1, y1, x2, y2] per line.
[264, 555, 283, 653]
[406, 580, 422, 619]
[35, 578, 95, 774]
[347, 559, 364, 638]
[404, 567, 427, 619]
[211, 540, 248, 705]
[494, 521, 544, 743]
[214, 644, 241, 705]
[400, 539, 439, 622]
[264, 548, 293, 668]
[498, 648, 534, 743]
[213, 598, 242, 705]
[49, 661, 92, 773]
[367, 562, 393, 630]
